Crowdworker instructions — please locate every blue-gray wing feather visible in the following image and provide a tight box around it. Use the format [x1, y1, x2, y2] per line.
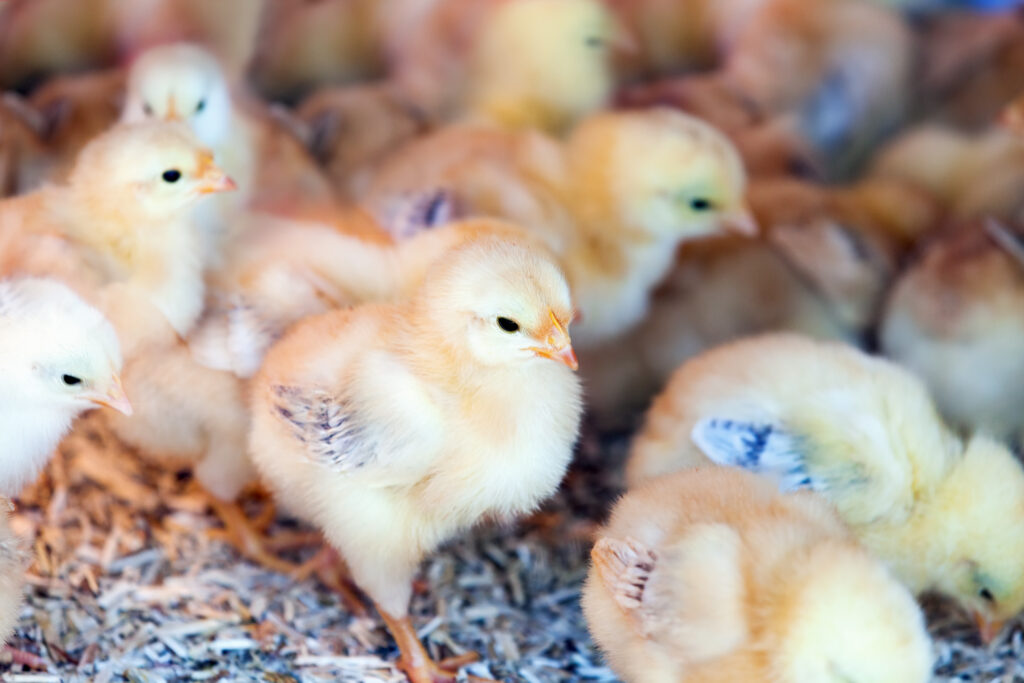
[271, 384, 375, 471]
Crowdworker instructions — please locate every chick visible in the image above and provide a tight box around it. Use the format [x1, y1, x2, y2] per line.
[250, 222, 583, 682]
[0, 120, 234, 342]
[122, 42, 336, 260]
[0, 278, 128, 496]
[366, 108, 755, 348]
[881, 218, 1024, 451]
[627, 333, 1024, 640]
[582, 175, 940, 424]
[392, 0, 624, 132]
[0, 500, 24, 652]
[584, 468, 933, 683]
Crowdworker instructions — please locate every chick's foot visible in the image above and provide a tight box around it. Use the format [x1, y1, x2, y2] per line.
[380, 610, 491, 683]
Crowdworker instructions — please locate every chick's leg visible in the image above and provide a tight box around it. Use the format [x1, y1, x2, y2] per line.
[379, 610, 486, 683]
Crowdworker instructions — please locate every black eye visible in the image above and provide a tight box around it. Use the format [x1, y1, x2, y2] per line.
[143, 103, 153, 116]
[497, 317, 520, 333]
[585, 36, 604, 48]
[196, 99, 206, 113]
[980, 588, 995, 603]
[62, 374, 82, 386]
[690, 198, 714, 211]
[162, 169, 182, 183]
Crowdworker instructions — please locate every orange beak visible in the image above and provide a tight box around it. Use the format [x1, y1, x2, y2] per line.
[973, 612, 1006, 645]
[999, 101, 1024, 135]
[195, 152, 237, 195]
[527, 310, 579, 371]
[166, 96, 181, 121]
[721, 205, 759, 236]
[84, 374, 133, 416]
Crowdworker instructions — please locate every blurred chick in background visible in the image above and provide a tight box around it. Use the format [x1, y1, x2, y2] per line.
[0, 94, 51, 197]
[0, 278, 128, 497]
[584, 468, 932, 683]
[627, 333, 1024, 642]
[581, 177, 940, 424]
[366, 108, 756, 349]
[882, 218, 1024, 452]
[871, 124, 1024, 222]
[250, 224, 582, 682]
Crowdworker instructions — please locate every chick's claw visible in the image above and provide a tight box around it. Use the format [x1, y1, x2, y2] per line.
[381, 611, 491, 683]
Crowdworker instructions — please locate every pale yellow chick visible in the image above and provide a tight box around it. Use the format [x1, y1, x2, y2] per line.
[392, 0, 625, 132]
[250, 222, 582, 682]
[881, 218, 1024, 451]
[627, 333, 1024, 640]
[584, 468, 933, 683]
[366, 108, 755, 348]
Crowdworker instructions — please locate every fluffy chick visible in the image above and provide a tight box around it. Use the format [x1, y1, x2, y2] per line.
[366, 108, 755, 348]
[250, 223, 582, 682]
[0, 278, 128, 496]
[122, 42, 336, 260]
[392, 0, 624, 132]
[584, 468, 932, 683]
[881, 218, 1024, 451]
[627, 333, 1024, 640]
[581, 176, 940, 424]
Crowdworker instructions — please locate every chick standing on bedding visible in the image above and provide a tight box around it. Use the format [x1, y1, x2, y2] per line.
[584, 468, 933, 683]
[367, 108, 755, 348]
[0, 278, 128, 496]
[881, 218, 1024, 451]
[627, 333, 1024, 642]
[250, 224, 582, 682]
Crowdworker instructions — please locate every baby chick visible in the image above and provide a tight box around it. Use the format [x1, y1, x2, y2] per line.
[122, 42, 335, 260]
[0, 94, 51, 197]
[392, 0, 625, 132]
[366, 108, 755, 348]
[584, 468, 932, 683]
[250, 222, 583, 682]
[0, 278, 128, 496]
[881, 218, 1024, 451]
[627, 333, 1024, 641]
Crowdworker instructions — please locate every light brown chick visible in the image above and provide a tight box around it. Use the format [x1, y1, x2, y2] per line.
[881, 218, 1024, 451]
[583, 468, 933, 683]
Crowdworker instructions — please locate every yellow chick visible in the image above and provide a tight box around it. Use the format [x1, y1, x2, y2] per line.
[392, 0, 625, 132]
[881, 218, 1024, 451]
[366, 108, 755, 348]
[121, 42, 336, 262]
[250, 222, 582, 682]
[584, 468, 933, 683]
[627, 333, 1024, 641]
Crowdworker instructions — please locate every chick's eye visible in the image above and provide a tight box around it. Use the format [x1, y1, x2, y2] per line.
[979, 588, 995, 603]
[62, 374, 82, 386]
[690, 198, 714, 212]
[162, 169, 182, 183]
[196, 99, 206, 113]
[143, 103, 153, 116]
[497, 317, 520, 333]
[584, 36, 604, 48]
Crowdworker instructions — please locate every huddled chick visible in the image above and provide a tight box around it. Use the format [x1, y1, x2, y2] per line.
[366, 108, 756, 349]
[584, 468, 933, 683]
[628, 333, 1024, 642]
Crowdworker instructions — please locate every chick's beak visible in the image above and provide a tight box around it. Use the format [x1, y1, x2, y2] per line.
[84, 375, 133, 416]
[528, 310, 579, 371]
[721, 205, 759, 236]
[166, 96, 181, 121]
[196, 152, 237, 195]
[973, 612, 1006, 645]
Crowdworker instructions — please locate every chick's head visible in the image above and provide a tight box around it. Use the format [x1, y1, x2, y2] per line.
[419, 225, 578, 371]
[68, 121, 235, 220]
[0, 279, 129, 416]
[769, 542, 932, 683]
[122, 43, 232, 147]
[469, 0, 622, 131]
[566, 109, 756, 241]
[931, 435, 1024, 633]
